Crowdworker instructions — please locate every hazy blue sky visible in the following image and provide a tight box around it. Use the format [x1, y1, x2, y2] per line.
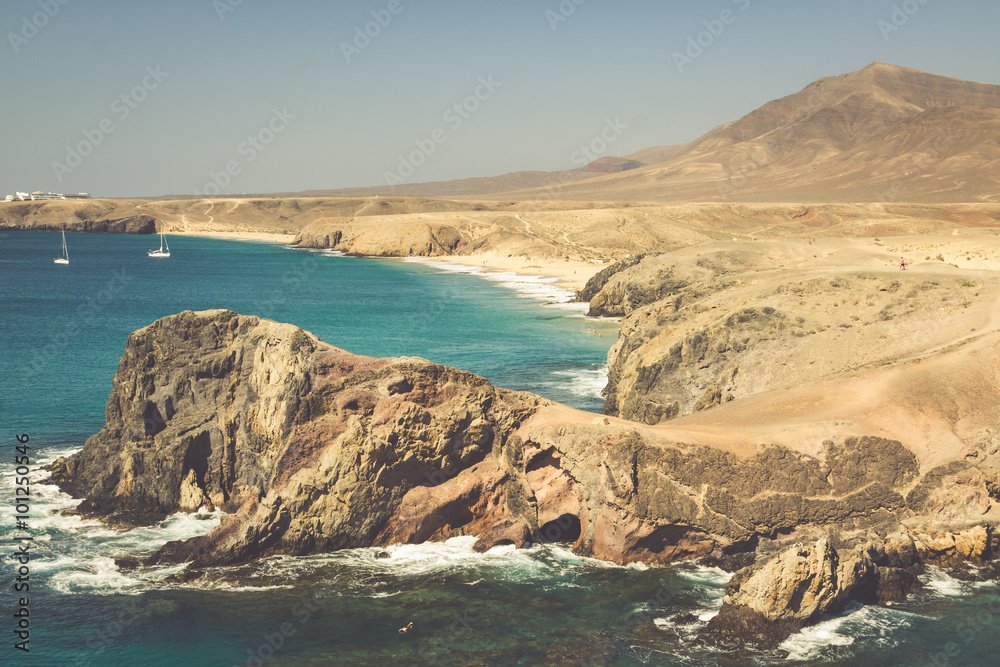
[3, 0, 998, 197]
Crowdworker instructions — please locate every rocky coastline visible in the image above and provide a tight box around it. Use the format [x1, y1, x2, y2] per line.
[1, 214, 158, 234]
[45, 309, 1000, 652]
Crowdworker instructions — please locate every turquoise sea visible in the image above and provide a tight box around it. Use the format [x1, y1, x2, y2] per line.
[1, 231, 998, 666]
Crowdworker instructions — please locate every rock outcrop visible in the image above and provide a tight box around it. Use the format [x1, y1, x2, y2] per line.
[293, 219, 469, 256]
[590, 242, 1000, 425]
[79, 215, 159, 234]
[46, 312, 999, 573]
[0, 214, 158, 234]
[699, 523, 996, 650]
[47, 310, 541, 548]
[45, 310, 1000, 652]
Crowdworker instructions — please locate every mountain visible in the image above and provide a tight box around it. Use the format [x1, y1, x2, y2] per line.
[291, 156, 644, 199]
[304, 63, 1000, 203]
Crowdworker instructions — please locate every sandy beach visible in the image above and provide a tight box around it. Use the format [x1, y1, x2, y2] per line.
[175, 230, 298, 244]
[183, 230, 605, 293]
[414, 253, 606, 292]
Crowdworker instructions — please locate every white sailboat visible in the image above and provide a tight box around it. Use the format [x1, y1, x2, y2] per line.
[147, 233, 170, 258]
[54, 229, 69, 264]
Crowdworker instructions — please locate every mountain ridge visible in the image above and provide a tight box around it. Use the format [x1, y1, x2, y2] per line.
[293, 63, 1000, 203]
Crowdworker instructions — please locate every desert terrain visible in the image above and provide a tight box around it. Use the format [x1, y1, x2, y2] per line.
[27, 60, 1000, 650]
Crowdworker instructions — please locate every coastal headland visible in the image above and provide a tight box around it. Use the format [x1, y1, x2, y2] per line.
[46, 283, 1000, 648]
[29, 60, 1000, 653]
[15, 195, 1000, 650]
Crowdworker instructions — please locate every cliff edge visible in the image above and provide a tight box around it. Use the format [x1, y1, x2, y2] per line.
[46, 310, 1000, 649]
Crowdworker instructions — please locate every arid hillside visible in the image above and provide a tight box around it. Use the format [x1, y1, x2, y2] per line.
[6, 198, 1000, 269]
[296, 63, 1000, 203]
[499, 63, 1000, 203]
[578, 233, 1000, 472]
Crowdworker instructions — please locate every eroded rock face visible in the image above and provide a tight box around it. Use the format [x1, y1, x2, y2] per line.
[727, 539, 875, 621]
[80, 215, 159, 234]
[699, 537, 876, 651]
[699, 523, 996, 650]
[293, 220, 466, 256]
[46, 310, 540, 536]
[46, 311, 1000, 586]
[593, 248, 1000, 426]
[1, 215, 159, 234]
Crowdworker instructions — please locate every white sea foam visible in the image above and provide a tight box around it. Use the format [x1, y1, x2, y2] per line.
[105, 509, 224, 552]
[34, 446, 85, 466]
[229, 536, 635, 594]
[41, 508, 223, 595]
[550, 365, 608, 400]
[545, 544, 629, 570]
[675, 563, 731, 587]
[367, 590, 402, 598]
[404, 258, 579, 305]
[642, 564, 731, 625]
[652, 617, 671, 628]
[3, 458, 226, 595]
[920, 565, 970, 598]
[671, 564, 729, 621]
[779, 602, 927, 661]
[48, 557, 148, 596]
[780, 612, 858, 661]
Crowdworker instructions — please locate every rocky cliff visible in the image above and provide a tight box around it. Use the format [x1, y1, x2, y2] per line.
[47, 310, 1000, 649]
[587, 239, 1000, 425]
[293, 218, 470, 256]
[699, 524, 998, 651]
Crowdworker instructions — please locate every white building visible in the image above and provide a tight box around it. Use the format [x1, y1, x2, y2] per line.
[2, 191, 89, 201]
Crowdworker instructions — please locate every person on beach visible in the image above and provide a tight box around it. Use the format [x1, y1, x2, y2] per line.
[399, 622, 413, 634]
[900, 257, 907, 270]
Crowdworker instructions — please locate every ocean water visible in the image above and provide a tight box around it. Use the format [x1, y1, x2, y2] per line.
[1, 231, 998, 666]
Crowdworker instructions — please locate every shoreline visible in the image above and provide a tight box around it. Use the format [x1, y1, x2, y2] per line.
[407, 253, 606, 293]
[181, 230, 606, 293]
[174, 230, 298, 243]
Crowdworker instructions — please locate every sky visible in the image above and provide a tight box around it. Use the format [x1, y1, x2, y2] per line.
[2, 0, 998, 198]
